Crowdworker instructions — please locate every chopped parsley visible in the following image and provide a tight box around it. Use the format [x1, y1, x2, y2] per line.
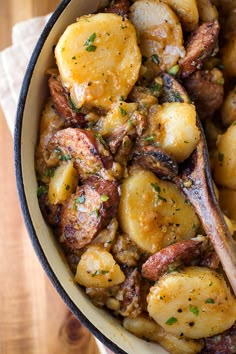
[85, 45, 97, 52]
[205, 298, 215, 304]
[145, 135, 155, 141]
[189, 305, 199, 316]
[168, 64, 179, 76]
[151, 183, 167, 203]
[84, 32, 96, 46]
[101, 194, 109, 202]
[37, 185, 48, 198]
[65, 184, 70, 191]
[218, 152, 224, 162]
[166, 317, 177, 325]
[76, 195, 85, 204]
[68, 96, 81, 113]
[119, 106, 127, 116]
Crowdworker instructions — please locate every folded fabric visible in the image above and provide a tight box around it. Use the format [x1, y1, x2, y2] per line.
[0, 14, 51, 135]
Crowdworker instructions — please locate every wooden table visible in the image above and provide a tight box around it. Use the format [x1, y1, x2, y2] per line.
[0, 2, 106, 353]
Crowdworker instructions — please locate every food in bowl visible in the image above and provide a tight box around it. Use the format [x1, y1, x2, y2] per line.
[35, 0, 236, 352]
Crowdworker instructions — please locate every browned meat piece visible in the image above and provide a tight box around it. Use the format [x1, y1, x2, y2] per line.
[179, 21, 220, 79]
[104, 0, 130, 16]
[202, 324, 236, 353]
[59, 176, 120, 250]
[160, 73, 190, 103]
[142, 239, 202, 281]
[38, 192, 62, 227]
[133, 145, 178, 180]
[183, 69, 224, 119]
[86, 286, 120, 307]
[128, 85, 158, 109]
[199, 250, 220, 269]
[116, 268, 142, 318]
[112, 233, 141, 267]
[114, 135, 133, 168]
[107, 122, 135, 154]
[47, 128, 113, 180]
[48, 75, 85, 127]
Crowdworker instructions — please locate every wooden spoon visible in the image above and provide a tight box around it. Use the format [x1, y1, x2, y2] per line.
[174, 117, 236, 295]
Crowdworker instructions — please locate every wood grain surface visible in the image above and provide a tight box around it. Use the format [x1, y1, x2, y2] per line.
[0, 2, 110, 353]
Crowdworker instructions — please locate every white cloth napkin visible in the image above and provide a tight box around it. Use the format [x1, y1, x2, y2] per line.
[0, 14, 51, 135]
[0, 14, 109, 354]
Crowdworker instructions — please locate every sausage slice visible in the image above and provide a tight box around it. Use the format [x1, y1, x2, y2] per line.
[59, 176, 120, 250]
[142, 239, 202, 281]
[48, 75, 86, 127]
[179, 20, 220, 78]
[47, 127, 113, 180]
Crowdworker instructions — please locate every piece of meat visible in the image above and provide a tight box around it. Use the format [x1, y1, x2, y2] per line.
[38, 193, 62, 227]
[48, 75, 86, 127]
[183, 69, 224, 119]
[112, 233, 141, 267]
[142, 239, 202, 281]
[179, 20, 220, 79]
[114, 136, 133, 168]
[199, 250, 220, 269]
[47, 128, 113, 180]
[202, 324, 236, 353]
[104, 0, 130, 16]
[116, 268, 142, 318]
[160, 73, 190, 103]
[107, 122, 135, 154]
[59, 176, 120, 250]
[133, 145, 178, 180]
[86, 286, 120, 307]
[107, 111, 147, 155]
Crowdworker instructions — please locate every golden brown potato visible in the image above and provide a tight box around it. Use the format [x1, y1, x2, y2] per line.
[129, 0, 184, 81]
[75, 245, 125, 288]
[161, 0, 199, 31]
[196, 0, 218, 22]
[48, 160, 78, 204]
[221, 35, 236, 78]
[219, 188, 236, 220]
[123, 315, 203, 354]
[118, 170, 200, 254]
[147, 267, 236, 339]
[55, 13, 141, 110]
[221, 87, 236, 126]
[147, 102, 200, 162]
[213, 124, 236, 189]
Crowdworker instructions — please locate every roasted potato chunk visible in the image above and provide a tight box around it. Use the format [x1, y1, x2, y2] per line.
[75, 245, 125, 288]
[147, 266, 236, 339]
[129, 0, 184, 81]
[118, 170, 200, 254]
[55, 13, 141, 110]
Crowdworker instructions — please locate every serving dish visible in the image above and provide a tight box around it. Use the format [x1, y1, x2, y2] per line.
[14, 0, 168, 352]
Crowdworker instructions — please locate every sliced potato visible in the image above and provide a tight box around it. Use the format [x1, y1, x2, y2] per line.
[129, 0, 184, 80]
[147, 102, 200, 162]
[123, 315, 203, 354]
[161, 0, 199, 31]
[147, 266, 236, 339]
[55, 13, 141, 110]
[75, 245, 125, 288]
[221, 35, 236, 78]
[213, 123, 236, 189]
[221, 87, 236, 126]
[196, 0, 218, 22]
[118, 170, 199, 254]
[48, 160, 78, 204]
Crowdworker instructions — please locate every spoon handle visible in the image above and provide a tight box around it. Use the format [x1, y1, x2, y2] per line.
[175, 120, 236, 295]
